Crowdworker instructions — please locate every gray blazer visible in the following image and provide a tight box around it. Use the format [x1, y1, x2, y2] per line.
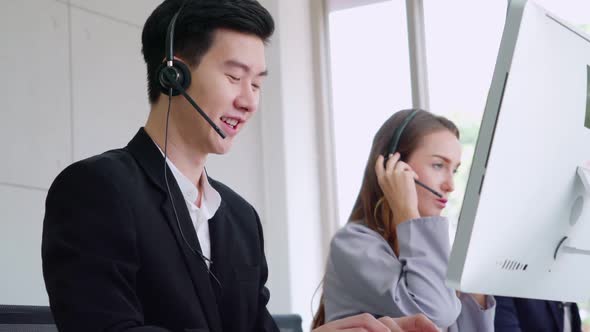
[323, 217, 495, 331]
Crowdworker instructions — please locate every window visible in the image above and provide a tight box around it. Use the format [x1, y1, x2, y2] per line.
[423, 1, 506, 239]
[327, 0, 412, 225]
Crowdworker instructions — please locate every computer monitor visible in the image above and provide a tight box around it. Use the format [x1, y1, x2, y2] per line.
[447, 0, 590, 302]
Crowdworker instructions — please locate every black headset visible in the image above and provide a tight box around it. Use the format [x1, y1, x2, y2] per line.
[386, 109, 421, 157]
[156, 1, 226, 139]
[160, 1, 222, 288]
[385, 109, 443, 198]
[157, 9, 192, 97]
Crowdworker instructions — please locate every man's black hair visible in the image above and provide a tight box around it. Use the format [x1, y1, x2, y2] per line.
[141, 0, 275, 104]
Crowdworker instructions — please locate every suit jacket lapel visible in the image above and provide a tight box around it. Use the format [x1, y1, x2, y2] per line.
[127, 128, 222, 332]
[208, 197, 231, 288]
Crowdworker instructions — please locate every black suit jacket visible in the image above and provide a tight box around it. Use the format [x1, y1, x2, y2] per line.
[42, 128, 279, 332]
[495, 296, 582, 332]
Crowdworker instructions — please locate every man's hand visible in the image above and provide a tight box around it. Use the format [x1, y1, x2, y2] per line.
[311, 313, 439, 332]
[388, 314, 440, 332]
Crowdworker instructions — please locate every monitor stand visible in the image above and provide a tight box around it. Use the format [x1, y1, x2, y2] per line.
[554, 165, 590, 259]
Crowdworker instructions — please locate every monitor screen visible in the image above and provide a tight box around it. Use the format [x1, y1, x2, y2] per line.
[447, 0, 590, 302]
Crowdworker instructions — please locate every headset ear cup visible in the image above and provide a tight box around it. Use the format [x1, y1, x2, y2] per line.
[174, 60, 192, 91]
[157, 59, 192, 96]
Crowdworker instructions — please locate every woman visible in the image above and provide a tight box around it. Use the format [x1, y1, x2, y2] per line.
[312, 109, 495, 331]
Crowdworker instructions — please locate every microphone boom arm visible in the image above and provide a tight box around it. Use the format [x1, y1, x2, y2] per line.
[164, 70, 227, 139]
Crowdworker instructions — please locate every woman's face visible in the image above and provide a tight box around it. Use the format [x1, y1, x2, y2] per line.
[407, 129, 462, 217]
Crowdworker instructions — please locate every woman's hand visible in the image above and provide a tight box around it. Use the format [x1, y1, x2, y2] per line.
[457, 291, 489, 310]
[469, 293, 488, 309]
[375, 153, 420, 226]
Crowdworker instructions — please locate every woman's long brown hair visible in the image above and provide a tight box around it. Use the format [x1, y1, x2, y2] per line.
[311, 109, 459, 329]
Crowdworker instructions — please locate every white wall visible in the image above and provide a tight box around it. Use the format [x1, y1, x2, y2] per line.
[0, 0, 328, 328]
[2, 0, 71, 305]
[0, 0, 160, 305]
[265, 0, 327, 327]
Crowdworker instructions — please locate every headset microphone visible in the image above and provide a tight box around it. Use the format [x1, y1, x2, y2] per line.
[161, 70, 227, 138]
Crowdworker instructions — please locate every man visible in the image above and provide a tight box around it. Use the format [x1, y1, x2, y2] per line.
[494, 297, 582, 332]
[42, 1, 277, 331]
[41, 1, 441, 331]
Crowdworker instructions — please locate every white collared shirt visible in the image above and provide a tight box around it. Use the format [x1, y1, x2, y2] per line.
[152, 141, 221, 268]
[563, 303, 572, 332]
